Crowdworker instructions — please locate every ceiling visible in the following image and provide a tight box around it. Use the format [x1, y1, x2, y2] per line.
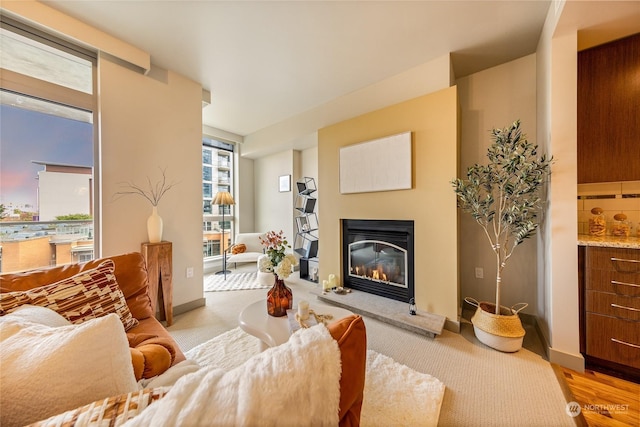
[44, 0, 554, 138]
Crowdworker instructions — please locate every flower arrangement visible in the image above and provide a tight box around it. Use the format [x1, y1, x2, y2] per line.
[259, 230, 298, 279]
[114, 167, 177, 207]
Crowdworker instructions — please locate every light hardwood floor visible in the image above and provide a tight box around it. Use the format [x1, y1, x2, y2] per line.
[554, 365, 639, 427]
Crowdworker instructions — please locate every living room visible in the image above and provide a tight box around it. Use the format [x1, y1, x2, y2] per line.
[1, 1, 639, 425]
[3, 2, 634, 368]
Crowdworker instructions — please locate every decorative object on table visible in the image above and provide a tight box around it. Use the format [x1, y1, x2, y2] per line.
[452, 120, 552, 352]
[298, 300, 310, 320]
[287, 308, 317, 333]
[409, 298, 417, 315]
[259, 230, 298, 317]
[588, 207, 606, 236]
[114, 167, 177, 243]
[266, 275, 293, 317]
[212, 191, 236, 277]
[288, 308, 335, 332]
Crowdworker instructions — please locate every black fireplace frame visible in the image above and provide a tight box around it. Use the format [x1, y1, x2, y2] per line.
[341, 219, 415, 303]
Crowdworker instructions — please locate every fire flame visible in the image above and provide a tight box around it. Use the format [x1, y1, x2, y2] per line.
[353, 263, 392, 283]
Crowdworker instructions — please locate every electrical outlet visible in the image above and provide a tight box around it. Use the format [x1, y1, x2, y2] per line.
[186, 267, 194, 278]
[475, 267, 484, 279]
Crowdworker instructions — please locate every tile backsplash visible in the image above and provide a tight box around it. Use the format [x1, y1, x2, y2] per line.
[577, 181, 640, 236]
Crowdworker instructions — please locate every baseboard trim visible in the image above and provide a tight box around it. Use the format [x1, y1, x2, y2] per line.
[174, 298, 206, 316]
[549, 347, 585, 373]
[445, 317, 461, 333]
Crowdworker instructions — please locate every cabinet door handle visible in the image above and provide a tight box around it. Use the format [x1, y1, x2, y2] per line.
[611, 303, 640, 312]
[611, 338, 640, 349]
[611, 280, 640, 297]
[611, 257, 640, 264]
[611, 257, 640, 274]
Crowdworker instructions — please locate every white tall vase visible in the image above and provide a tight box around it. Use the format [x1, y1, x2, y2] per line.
[147, 206, 163, 243]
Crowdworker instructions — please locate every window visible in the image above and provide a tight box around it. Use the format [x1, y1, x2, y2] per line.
[202, 137, 234, 261]
[0, 18, 96, 273]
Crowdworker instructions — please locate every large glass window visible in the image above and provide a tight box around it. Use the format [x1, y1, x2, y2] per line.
[0, 18, 96, 273]
[202, 137, 234, 260]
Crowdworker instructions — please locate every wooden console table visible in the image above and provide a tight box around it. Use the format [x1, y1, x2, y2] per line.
[141, 241, 173, 326]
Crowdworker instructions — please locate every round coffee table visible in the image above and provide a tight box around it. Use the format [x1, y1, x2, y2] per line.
[238, 299, 353, 350]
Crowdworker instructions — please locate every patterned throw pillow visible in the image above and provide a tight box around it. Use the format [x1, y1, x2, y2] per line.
[29, 388, 168, 427]
[231, 243, 247, 254]
[0, 260, 138, 330]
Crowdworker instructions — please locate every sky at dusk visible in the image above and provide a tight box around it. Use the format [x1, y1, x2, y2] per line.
[0, 104, 93, 209]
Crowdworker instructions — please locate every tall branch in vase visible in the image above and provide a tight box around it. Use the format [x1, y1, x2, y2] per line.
[113, 167, 177, 206]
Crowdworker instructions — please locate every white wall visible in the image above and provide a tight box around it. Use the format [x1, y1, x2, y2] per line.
[253, 150, 296, 241]
[456, 54, 539, 315]
[235, 147, 255, 233]
[99, 56, 205, 309]
[536, 1, 583, 371]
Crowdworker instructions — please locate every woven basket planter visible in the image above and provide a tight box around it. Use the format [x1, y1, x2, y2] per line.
[465, 297, 527, 353]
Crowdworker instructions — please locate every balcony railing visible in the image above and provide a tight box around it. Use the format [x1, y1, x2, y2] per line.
[0, 219, 94, 241]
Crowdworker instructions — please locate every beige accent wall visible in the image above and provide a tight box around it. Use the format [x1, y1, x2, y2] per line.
[99, 56, 205, 308]
[318, 86, 459, 322]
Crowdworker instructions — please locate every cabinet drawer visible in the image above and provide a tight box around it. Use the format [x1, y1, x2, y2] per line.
[586, 313, 640, 369]
[586, 290, 640, 321]
[586, 246, 640, 271]
[585, 269, 640, 296]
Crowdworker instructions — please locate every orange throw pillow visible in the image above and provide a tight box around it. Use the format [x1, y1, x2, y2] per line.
[327, 315, 367, 427]
[231, 244, 247, 254]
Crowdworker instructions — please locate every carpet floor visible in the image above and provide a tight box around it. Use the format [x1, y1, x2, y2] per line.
[185, 327, 446, 427]
[203, 271, 269, 292]
[169, 270, 574, 426]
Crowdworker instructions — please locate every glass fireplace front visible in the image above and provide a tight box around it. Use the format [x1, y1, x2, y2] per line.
[342, 219, 414, 302]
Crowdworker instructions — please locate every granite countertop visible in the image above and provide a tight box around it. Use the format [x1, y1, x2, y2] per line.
[578, 234, 640, 249]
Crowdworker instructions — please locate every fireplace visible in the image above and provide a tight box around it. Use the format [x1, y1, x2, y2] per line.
[341, 219, 414, 303]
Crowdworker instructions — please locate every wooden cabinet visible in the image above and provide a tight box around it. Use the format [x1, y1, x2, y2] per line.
[581, 246, 640, 379]
[577, 33, 640, 183]
[141, 241, 173, 326]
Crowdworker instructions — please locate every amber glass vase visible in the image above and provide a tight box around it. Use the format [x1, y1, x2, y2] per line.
[267, 275, 292, 317]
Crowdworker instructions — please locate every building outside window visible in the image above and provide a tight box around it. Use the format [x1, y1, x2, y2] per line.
[0, 18, 96, 273]
[202, 137, 234, 260]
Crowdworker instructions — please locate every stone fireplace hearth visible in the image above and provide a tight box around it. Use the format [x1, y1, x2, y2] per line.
[315, 289, 446, 338]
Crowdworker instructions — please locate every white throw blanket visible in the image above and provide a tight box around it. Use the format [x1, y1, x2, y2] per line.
[124, 324, 342, 427]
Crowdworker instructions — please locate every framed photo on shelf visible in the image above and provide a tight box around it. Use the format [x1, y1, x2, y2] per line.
[279, 175, 291, 192]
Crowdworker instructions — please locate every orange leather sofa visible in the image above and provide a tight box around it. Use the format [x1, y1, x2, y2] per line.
[0, 252, 186, 365]
[1, 253, 367, 426]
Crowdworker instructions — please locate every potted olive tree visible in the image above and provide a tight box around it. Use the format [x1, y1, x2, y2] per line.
[452, 120, 552, 352]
